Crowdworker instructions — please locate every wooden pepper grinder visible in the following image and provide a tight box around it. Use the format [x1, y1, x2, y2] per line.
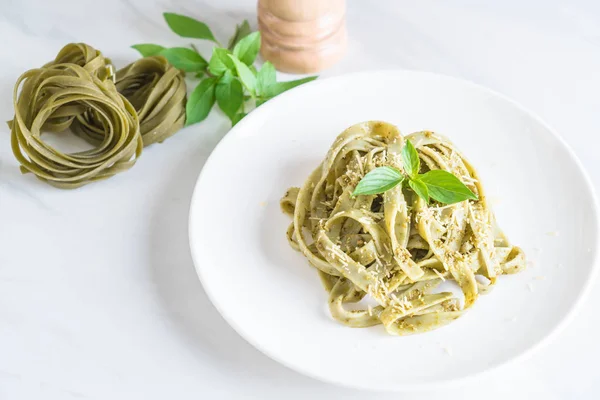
[257, 0, 347, 74]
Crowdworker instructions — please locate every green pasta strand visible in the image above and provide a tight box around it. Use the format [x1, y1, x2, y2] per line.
[9, 42, 187, 188]
[115, 56, 186, 146]
[103, 56, 186, 146]
[281, 121, 526, 335]
[10, 64, 142, 189]
[49, 42, 113, 81]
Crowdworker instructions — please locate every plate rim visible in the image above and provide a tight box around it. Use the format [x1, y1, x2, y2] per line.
[188, 69, 600, 391]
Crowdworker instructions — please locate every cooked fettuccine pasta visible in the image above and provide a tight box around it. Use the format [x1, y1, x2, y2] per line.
[281, 121, 526, 335]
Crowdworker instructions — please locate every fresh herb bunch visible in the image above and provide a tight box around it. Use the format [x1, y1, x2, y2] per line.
[132, 13, 317, 126]
[352, 140, 478, 204]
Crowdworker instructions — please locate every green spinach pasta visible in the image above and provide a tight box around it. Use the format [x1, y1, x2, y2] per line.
[107, 55, 186, 146]
[9, 43, 186, 188]
[10, 60, 142, 189]
[281, 121, 526, 335]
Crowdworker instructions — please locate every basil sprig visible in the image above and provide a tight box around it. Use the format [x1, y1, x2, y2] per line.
[132, 13, 318, 126]
[352, 166, 404, 196]
[352, 140, 478, 205]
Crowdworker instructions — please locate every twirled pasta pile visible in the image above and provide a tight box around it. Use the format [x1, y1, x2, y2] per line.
[281, 121, 526, 335]
[9, 43, 186, 188]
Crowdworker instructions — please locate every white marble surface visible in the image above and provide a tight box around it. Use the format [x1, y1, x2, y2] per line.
[1, 0, 599, 398]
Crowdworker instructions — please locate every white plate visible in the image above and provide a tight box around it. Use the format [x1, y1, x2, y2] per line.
[189, 70, 599, 390]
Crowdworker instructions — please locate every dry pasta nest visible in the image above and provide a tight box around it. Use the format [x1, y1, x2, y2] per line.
[9, 43, 186, 188]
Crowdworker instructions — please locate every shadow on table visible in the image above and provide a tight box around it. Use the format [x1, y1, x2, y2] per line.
[145, 134, 319, 387]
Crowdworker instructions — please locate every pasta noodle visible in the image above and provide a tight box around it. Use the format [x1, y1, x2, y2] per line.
[105, 56, 186, 146]
[10, 60, 142, 189]
[281, 121, 526, 335]
[9, 43, 186, 188]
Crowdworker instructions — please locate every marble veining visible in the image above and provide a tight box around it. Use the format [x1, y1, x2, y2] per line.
[0, 0, 599, 399]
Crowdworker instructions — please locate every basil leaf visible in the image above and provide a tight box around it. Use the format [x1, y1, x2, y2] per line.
[131, 44, 165, 57]
[256, 61, 276, 97]
[401, 139, 420, 178]
[216, 72, 244, 121]
[159, 47, 207, 72]
[227, 20, 252, 50]
[195, 71, 205, 79]
[408, 178, 429, 203]
[228, 55, 256, 94]
[208, 48, 235, 76]
[232, 112, 247, 126]
[186, 77, 218, 126]
[352, 166, 404, 196]
[419, 170, 478, 204]
[233, 32, 261, 65]
[163, 12, 217, 43]
[262, 76, 317, 98]
[256, 98, 267, 107]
